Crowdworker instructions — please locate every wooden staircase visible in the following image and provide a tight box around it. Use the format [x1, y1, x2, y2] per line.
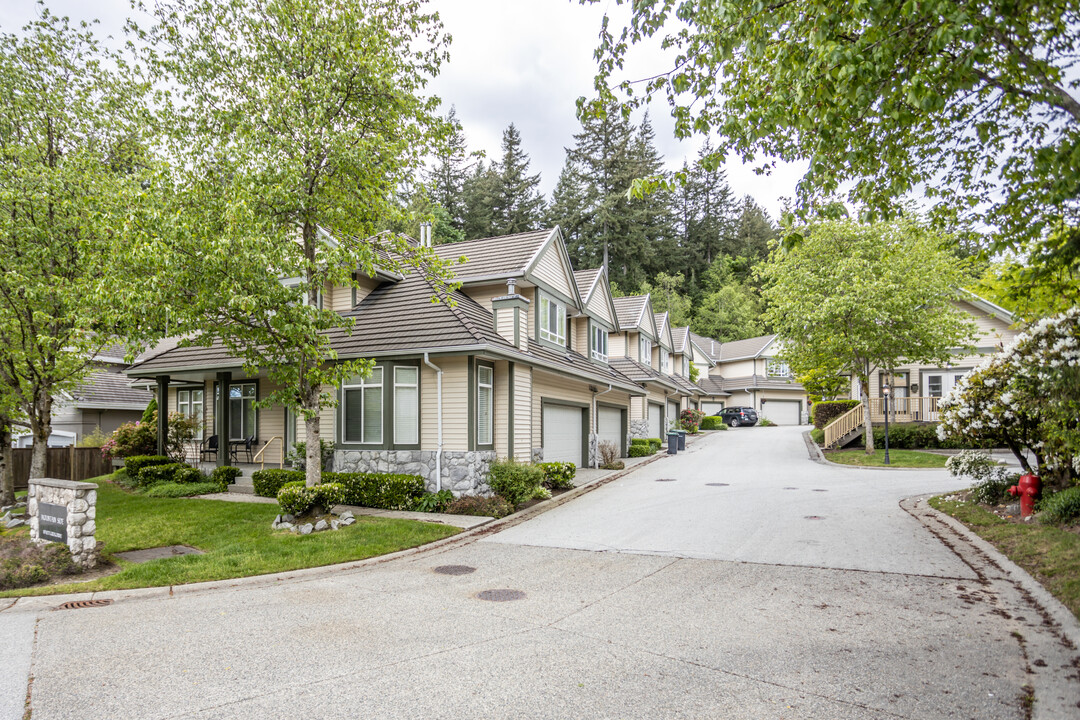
[823, 403, 866, 449]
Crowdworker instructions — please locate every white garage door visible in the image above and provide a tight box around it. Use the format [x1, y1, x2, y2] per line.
[701, 401, 725, 416]
[667, 401, 679, 430]
[597, 407, 623, 456]
[543, 404, 583, 466]
[648, 403, 662, 438]
[762, 400, 802, 425]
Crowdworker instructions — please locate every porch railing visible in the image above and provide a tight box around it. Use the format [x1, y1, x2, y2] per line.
[253, 436, 284, 471]
[824, 403, 863, 449]
[868, 396, 942, 423]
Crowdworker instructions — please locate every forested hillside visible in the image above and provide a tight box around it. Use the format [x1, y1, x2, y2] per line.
[402, 107, 777, 343]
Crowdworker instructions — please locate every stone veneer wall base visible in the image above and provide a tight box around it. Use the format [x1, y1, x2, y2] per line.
[334, 450, 496, 496]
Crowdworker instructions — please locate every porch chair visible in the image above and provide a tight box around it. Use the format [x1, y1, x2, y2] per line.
[200, 435, 218, 462]
[232, 435, 256, 464]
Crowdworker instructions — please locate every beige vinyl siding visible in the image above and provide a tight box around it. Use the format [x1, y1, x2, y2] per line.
[630, 394, 645, 421]
[295, 384, 336, 448]
[495, 306, 516, 345]
[495, 361, 510, 457]
[714, 358, 756, 378]
[585, 286, 615, 326]
[439, 356, 469, 451]
[609, 331, 627, 359]
[329, 282, 351, 313]
[462, 283, 508, 312]
[513, 365, 533, 460]
[531, 242, 576, 300]
[958, 300, 1015, 346]
[574, 317, 589, 356]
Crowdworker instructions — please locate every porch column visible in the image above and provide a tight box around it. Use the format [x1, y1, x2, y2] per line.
[155, 376, 170, 456]
[217, 371, 231, 468]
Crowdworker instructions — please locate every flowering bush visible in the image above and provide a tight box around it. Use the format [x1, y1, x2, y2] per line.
[102, 411, 201, 462]
[938, 308, 1079, 487]
[946, 450, 1014, 505]
[680, 408, 705, 433]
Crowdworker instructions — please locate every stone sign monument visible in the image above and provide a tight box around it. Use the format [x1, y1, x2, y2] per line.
[28, 478, 99, 568]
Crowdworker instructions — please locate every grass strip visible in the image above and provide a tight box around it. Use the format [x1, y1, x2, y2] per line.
[824, 448, 948, 468]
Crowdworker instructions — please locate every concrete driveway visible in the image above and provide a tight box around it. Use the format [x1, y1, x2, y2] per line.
[3, 427, 1078, 719]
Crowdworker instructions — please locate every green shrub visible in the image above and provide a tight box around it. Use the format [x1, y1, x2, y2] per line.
[600, 460, 625, 470]
[647, 438, 662, 453]
[538, 461, 576, 490]
[276, 482, 345, 516]
[211, 466, 243, 486]
[630, 438, 648, 446]
[759, 418, 777, 427]
[136, 463, 196, 487]
[410, 490, 454, 513]
[872, 423, 977, 450]
[810, 428, 825, 445]
[144, 481, 223, 498]
[0, 541, 79, 591]
[700, 416, 725, 431]
[251, 469, 305, 497]
[810, 400, 861, 429]
[124, 455, 173, 476]
[628, 444, 653, 458]
[971, 475, 1015, 506]
[1039, 486, 1080, 526]
[324, 472, 425, 510]
[445, 494, 515, 518]
[487, 459, 545, 506]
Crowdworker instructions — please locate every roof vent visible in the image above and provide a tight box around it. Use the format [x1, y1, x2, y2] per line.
[507, 277, 516, 294]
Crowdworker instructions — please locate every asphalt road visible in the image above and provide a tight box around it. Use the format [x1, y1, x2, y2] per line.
[3, 427, 1078, 719]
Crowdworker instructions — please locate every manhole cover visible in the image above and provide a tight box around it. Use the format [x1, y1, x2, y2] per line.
[706, 483, 730, 487]
[805, 516, 826, 520]
[433, 565, 476, 576]
[655, 478, 677, 482]
[55, 599, 113, 611]
[783, 487, 799, 490]
[812, 489, 828, 492]
[476, 589, 526, 602]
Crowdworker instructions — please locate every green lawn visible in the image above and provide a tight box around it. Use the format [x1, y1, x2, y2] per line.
[0, 476, 459, 597]
[824, 448, 949, 468]
[930, 497, 1080, 620]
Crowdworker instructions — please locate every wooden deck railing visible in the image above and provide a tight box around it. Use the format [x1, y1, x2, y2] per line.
[824, 403, 863, 449]
[253, 436, 284, 471]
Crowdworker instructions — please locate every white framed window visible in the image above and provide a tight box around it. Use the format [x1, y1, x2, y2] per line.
[661, 348, 670, 373]
[393, 366, 419, 445]
[214, 382, 256, 441]
[590, 324, 608, 362]
[682, 357, 689, 377]
[177, 388, 204, 438]
[281, 277, 324, 309]
[767, 360, 791, 377]
[539, 293, 566, 345]
[477, 365, 493, 446]
[343, 367, 383, 444]
[639, 335, 652, 364]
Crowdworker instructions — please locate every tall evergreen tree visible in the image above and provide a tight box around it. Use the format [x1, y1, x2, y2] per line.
[425, 106, 472, 233]
[732, 196, 776, 259]
[461, 160, 500, 240]
[624, 113, 675, 282]
[491, 123, 545, 235]
[547, 158, 588, 256]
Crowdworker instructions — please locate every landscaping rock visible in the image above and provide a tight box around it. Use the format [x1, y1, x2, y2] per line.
[314, 519, 329, 532]
[341, 516, 356, 526]
[279, 522, 294, 531]
[339, 510, 354, 521]
[299, 523, 314, 535]
[330, 520, 340, 530]
[6, 518, 26, 529]
[282, 513, 295, 524]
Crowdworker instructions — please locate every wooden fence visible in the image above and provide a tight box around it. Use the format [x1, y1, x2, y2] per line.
[9, 447, 113, 489]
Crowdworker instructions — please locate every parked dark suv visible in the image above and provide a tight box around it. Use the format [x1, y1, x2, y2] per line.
[716, 406, 758, 427]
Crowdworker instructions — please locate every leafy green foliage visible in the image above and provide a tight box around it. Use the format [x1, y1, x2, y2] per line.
[0, 535, 79, 591]
[761, 218, 976, 451]
[1039, 487, 1080, 526]
[323, 472, 426, 511]
[144, 481, 224, 498]
[251, 469, 306, 498]
[210, 466, 243, 487]
[589, 1, 1080, 264]
[700, 416, 726, 431]
[445, 494, 515, 519]
[410, 490, 454, 513]
[874, 424, 971, 450]
[276, 483, 345, 516]
[538, 462, 576, 490]
[628, 444, 654, 458]
[810, 400, 861, 430]
[124, 456, 174, 477]
[137, 463, 203, 488]
[101, 422, 157, 461]
[487, 459, 545, 506]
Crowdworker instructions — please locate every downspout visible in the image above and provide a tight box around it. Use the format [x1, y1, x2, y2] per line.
[423, 353, 443, 492]
[592, 384, 614, 469]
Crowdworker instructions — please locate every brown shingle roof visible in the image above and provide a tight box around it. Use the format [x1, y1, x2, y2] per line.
[671, 326, 690, 354]
[689, 331, 721, 362]
[433, 229, 554, 282]
[572, 268, 601, 301]
[71, 372, 154, 409]
[526, 343, 640, 390]
[610, 357, 678, 391]
[612, 295, 648, 331]
[721, 374, 805, 392]
[718, 334, 777, 361]
[695, 375, 731, 396]
[667, 373, 702, 395]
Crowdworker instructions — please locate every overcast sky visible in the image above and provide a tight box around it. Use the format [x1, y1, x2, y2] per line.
[1, 0, 806, 219]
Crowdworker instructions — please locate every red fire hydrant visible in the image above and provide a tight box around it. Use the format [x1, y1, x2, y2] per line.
[1007, 473, 1041, 518]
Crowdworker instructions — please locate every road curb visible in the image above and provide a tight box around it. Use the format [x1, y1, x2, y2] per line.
[802, 430, 949, 471]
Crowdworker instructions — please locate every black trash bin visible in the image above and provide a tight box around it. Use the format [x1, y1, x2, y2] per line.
[676, 430, 686, 451]
[666, 431, 679, 454]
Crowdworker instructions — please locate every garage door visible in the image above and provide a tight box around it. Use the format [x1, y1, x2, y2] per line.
[648, 403, 662, 438]
[762, 400, 801, 425]
[701, 401, 724, 416]
[543, 404, 583, 466]
[667, 401, 679, 430]
[597, 407, 623, 456]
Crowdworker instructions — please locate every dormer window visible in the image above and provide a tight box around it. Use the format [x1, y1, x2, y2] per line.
[281, 277, 323, 309]
[539, 293, 566, 345]
[590, 323, 608, 362]
[639, 335, 652, 363]
[767, 359, 791, 377]
[661, 348, 670, 373]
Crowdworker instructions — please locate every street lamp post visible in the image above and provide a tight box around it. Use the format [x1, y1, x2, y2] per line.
[882, 384, 891, 465]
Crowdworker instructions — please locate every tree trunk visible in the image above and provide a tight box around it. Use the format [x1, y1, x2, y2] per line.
[29, 389, 52, 480]
[0, 418, 13, 507]
[859, 377, 875, 453]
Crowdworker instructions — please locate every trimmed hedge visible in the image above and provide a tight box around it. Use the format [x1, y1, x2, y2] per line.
[700, 416, 726, 431]
[628, 444, 654, 458]
[871, 423, 975, 450]
[144, 481, 223, 498]
[810, 400, 861, 429]
[210, 466, 243, 486]
[538, 461, 576, 490]
[324, 472, 425, 511]
[277, 482, 345, 516]
[487, 460, 545, 506]
[124, 455, 173, 476]
[137, 463, 203, 487]
[252, 469, 305, 497]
